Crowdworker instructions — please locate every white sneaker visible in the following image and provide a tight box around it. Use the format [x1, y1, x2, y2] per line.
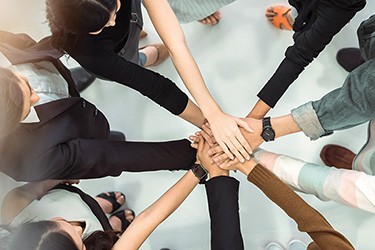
[266, 242, 285, 250]
[288, 239, 307, 250]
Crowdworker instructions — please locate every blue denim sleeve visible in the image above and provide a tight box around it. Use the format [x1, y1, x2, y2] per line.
[292, 59, 375, 140]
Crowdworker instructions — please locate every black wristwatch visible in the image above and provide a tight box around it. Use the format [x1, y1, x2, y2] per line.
[191, 164, 208, 184]
[261, 117, 275, 142]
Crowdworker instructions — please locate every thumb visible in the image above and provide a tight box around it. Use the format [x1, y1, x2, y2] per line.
[236, 118, 253, 133]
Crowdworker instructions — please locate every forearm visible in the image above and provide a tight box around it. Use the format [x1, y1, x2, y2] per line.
[144, 0, 221, 118]
[1, 180, 60, 223]
[205, 176, 244, 250]
[246, 99, 271, 119]
[247, 164, 354, 249]
[254, 149, 375, 213]
[114, 170, 199, 250]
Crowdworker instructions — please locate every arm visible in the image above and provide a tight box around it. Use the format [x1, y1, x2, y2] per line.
[197, 136, 244, 250]
[253, 149, 375, 213]
[225, 160, 354, 249]
[242, 59, 375, 150]
[114, 135, 213, 250]
[1, 180, 62, 224]
[113, 170, 199, 250]
[143, 0, 253, 162]
[205, 177, 244, 250]
[23, 139, 196, 181]
[72, 46, 189, 116]
[249, 0, 366, 117]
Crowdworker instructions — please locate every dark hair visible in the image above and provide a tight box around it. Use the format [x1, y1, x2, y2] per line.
[8, 221, 79, 250]
[45, 0, 117, 49]
[0, 68, 24, 139]
[83, 230, 119, 250]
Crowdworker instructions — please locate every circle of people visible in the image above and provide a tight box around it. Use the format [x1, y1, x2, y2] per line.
[0, 0, 372, 249]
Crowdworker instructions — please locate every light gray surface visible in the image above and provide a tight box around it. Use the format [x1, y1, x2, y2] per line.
[1, 0, 374, 249]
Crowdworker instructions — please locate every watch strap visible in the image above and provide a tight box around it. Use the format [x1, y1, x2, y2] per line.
[191, 164, 208, 184]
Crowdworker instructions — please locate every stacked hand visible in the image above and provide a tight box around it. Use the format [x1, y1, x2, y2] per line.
[206, 112, 253, 163]
[190, 118, 265, 169]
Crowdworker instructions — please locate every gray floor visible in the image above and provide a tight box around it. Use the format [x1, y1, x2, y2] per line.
[1, 0, 375, 249]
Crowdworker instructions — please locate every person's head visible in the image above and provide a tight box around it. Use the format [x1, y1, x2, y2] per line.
[0, 68, 39, 138]
[8, 220, 119, 250]
[8, 220, 83, 250]
[46, 0, 121, 47]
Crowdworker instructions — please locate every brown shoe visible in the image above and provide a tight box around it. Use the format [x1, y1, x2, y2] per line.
[320, 144, 356, 170]
[139, 30, 148, 39]
[141, 43, 169, 67]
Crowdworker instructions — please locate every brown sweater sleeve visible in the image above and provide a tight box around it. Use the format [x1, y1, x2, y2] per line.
[247, 164, 354, 250]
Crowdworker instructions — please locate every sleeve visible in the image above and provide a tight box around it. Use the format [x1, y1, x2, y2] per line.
[205, 176, 244, 250]
[253, 149, 375, 213]
[247, 164, 354, 250]
[25, 139, 196, 181]
[71, 42, 188, 115]
[257, 0, 366, 107]
[291, 59, 375, 140]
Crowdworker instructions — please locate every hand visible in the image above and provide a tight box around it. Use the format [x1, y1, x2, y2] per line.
[196, 135, 228, 178]
[208, 118, 263, 166]
[206, 112, 253, 163]
[218, 157, 257, 176]
[189, 124, 217, 150]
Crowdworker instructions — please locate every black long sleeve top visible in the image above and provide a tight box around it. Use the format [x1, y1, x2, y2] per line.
[258, 0, 366, 108]
[63, 0, 188, 115]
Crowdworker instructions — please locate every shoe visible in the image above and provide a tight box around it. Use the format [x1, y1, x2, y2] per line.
[336, 48, 364, 72]
[265, 5, 294, 30]
[266, 242, 284, 250]
[320, 144, 356, 170]
[96, 192, 126, 214]
[288, 239, 307, 250]
[109, 131, 126, 141]
[141, 43, 169, 67]
[70, 67, 96, 92]
[110, 209, 135, 232]
[139, 30, 148, 39]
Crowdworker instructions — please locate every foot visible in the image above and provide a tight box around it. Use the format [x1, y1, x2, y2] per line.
[139, 30, 148, 40]
[95, 192, 125, 214]
[266, 5, 294, 30]
[198, 11, 221, 26]
[109, 209, 135, 232]
[320, 144, 356, 170]
[336, 48, 364, 72]
[140, 43, 169, 67]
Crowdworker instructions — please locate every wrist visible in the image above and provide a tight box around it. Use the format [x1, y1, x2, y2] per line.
[208, 169, 229, 179]
[202, 106, 222, 121]
[191, 164, 208, 184]
[238, 160, 256, 176]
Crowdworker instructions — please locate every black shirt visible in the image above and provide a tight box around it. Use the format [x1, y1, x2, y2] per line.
[258, 0, 366, 108]
[63, 0, 188, 115]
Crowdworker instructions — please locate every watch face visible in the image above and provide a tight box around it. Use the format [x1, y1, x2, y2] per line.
[262, 128, 275, 141]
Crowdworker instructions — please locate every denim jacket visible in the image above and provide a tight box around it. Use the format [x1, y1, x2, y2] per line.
[291, 15, 375, 140]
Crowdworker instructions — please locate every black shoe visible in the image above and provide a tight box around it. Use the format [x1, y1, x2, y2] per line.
[336, 48, 364, 72]
[109, 131, 126, 141]
[70, 67, 96, 92]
